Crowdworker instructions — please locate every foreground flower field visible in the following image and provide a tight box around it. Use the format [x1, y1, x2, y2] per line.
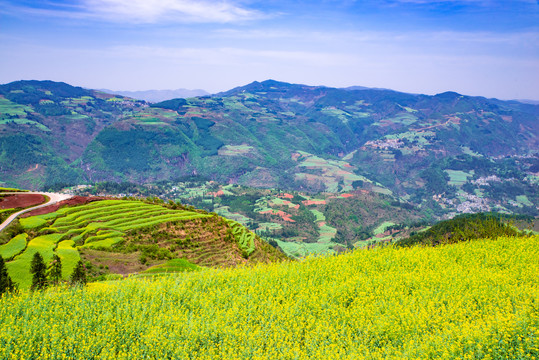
[0, 236, 538, 359]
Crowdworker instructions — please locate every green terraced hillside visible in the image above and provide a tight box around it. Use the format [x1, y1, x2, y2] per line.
[1, 199, 286, 288]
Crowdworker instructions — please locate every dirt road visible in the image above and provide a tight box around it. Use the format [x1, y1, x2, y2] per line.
[0, 192, 72, 232]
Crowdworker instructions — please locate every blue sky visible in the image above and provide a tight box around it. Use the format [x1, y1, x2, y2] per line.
[0, 0, 538, 99]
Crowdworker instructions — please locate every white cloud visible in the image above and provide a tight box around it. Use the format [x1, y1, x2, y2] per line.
[82, 0, 263, 23]
[0, 0, 263, 24]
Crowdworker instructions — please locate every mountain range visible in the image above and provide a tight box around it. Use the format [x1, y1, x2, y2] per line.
[0, 79, 537, 217]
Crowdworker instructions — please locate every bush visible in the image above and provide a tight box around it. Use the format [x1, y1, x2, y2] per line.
[70, 260, 87, 286]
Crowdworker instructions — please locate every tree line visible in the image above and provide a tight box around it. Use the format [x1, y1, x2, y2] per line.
[0, 252, 87, 296]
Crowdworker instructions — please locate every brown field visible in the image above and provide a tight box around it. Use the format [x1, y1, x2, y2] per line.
[260, 209, 295, 222]
[21, 196, 104, 217]
[0, 194, 45, 209]
[302, 199, 326, 206]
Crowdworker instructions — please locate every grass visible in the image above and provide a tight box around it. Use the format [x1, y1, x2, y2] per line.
[0, 233, 27, 260]
[142, 258, 202, 274]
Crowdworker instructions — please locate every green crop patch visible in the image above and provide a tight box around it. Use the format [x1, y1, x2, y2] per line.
[84, 230, 124, 244]
[0, 98, 33, 117]
[0, 119, 50, 131]
[6, 234, 63, 288]
[0, 233, 28, 260]
[80, 237, 123, 249]
[373, 221, 396, 235]
[226, 219, 256, 256]
[516, 195, 533, 207]
[0, 187, 28, 193]
[20, 216, 48, 229]
[143, 258, 202, 274]
[56, 240, 80, 279]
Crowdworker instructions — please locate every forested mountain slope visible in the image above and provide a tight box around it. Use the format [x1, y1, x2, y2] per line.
[0, 80, 537, 216]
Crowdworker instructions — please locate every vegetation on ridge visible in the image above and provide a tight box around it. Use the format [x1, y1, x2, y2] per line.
[395, 212, 531, 247]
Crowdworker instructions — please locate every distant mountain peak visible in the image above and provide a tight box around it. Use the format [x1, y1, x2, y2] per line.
[434, 91, 463, 99]
[98, 88, 209, 103]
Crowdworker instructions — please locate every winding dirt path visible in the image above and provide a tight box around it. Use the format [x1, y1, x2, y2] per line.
[0, 192, 73, 232]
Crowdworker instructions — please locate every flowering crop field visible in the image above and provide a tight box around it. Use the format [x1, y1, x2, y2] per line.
[0, 235, 537, 359]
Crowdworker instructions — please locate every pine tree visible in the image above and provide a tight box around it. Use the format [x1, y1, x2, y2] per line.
[48, 254, 62, 285]
[0, 255, 16, 296]
[70, 260, 87, 287]
[30, 252, 47, 291]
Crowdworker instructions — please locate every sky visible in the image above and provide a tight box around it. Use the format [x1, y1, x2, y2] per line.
[0, 0, 538, 100]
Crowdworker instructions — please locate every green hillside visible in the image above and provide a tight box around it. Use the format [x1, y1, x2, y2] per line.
[70, 180, 427, 256]
[1, 198, 286, 288]
[0, 235, 536, 358]
[395, 212, 530, 247]
[0, 80, 537, 216]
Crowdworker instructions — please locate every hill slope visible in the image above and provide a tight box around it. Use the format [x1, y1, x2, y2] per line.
[0, 196, 286, 288]
[0, 79, 537, 216]
[0, 235, 536, 358]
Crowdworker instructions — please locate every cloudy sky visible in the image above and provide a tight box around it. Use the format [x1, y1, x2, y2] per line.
[0, 0, 538, 99]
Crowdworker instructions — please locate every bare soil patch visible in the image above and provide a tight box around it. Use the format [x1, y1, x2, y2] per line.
[21, 196, 105, 217]
[0, 194, 46, 209]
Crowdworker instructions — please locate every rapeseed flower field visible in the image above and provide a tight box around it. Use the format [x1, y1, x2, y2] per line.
[0, 235, 537, 359]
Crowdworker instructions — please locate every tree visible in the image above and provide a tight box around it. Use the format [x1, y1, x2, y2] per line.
[0, 255, 16, 296]
[30, 252, 47, 291]
[70, 260, 87, 287]
[47, 254, 62, 285]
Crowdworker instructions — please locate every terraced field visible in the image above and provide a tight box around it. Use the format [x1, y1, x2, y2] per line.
[225, 219, 256, 257]
[3, 200, 212, 287]
[37, 200, 210, 247]
[5, 234, 63, 288]
[2, 199, 285, 287]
